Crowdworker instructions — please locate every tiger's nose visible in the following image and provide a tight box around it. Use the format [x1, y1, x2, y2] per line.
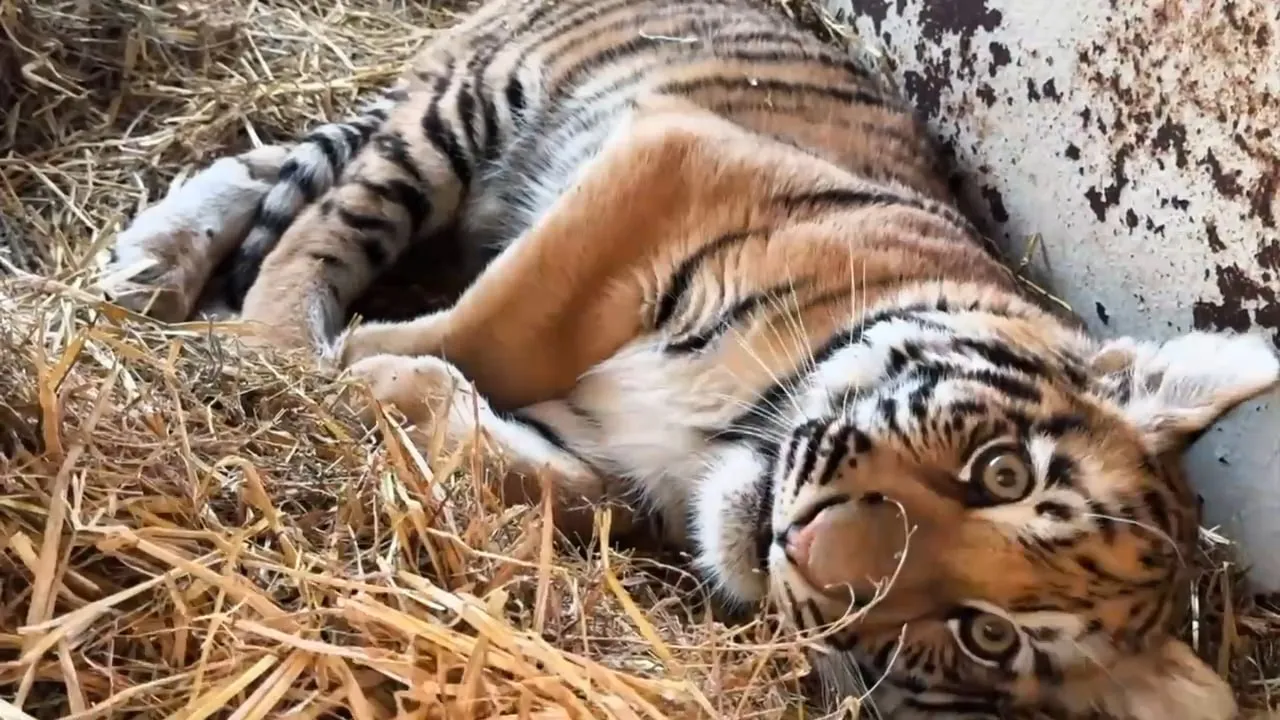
[778, 494, 862, 570]
[781, 521, 818, 568]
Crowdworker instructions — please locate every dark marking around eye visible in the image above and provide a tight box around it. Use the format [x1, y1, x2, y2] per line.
[1004, 408, 1033, 435]
[1032, 648, 1064, 685]
[1035, 501, 1074, 520]
[1034, 413, 1087, 438]
[1045, 454, 1076, 488]
[872, 638, 898, 671]
[1025, 627, 1061, 642]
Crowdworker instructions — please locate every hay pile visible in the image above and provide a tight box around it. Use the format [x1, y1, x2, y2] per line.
[0, 0, 1277, 718]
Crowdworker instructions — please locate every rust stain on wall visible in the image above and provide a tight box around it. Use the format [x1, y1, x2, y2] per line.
[1075, 0, 1280, 345]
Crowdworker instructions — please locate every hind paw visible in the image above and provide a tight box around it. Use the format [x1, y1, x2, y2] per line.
[99, 229, 206, 322]
[98, 149, 288, 322]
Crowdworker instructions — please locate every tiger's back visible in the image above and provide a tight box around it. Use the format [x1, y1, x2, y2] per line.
[444, 0, 953, 241]
[216, 0, 969, 305]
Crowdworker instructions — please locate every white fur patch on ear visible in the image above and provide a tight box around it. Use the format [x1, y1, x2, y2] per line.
[1092, 331, 1280, 453]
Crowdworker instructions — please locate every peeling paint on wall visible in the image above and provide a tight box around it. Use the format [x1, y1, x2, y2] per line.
[824, 0, 1280, 590]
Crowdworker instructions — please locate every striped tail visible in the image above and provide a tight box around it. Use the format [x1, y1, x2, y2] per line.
[223, 84, 408, 308]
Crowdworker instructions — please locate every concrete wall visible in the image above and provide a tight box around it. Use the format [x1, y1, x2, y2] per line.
[820, 0, 1280, 589]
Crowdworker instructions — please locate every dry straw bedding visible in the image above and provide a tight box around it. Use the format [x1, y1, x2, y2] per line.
[0, 0, 1277, 718]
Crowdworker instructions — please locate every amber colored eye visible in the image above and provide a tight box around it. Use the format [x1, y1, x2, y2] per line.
[958, 611, 1021, 663]
[976, 448, 1032, 502]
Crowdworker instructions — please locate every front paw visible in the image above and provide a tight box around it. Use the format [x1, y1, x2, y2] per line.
[330, 311, 452, 369]
[342, 353, 482, 435]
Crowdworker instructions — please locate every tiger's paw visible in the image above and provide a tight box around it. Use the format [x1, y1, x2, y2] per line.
[98, 148, 289, 323]
[328, 311, 453, 370]
[342, 353, 484, 443]
[99, 226, 207, 323]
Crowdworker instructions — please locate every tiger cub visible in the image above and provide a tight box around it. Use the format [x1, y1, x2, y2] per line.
[101, 0, 1279, 716]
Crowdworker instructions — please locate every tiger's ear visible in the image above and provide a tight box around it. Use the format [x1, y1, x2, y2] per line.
[1088, 331, 1280, 453]
[1056, 639, 1236, 720]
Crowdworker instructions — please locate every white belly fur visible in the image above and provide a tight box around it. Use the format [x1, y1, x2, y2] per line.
[529, 335, 755, 543]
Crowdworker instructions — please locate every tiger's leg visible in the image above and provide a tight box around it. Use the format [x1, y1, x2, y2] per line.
[234, 75, 479, 353]
[335, 95, 846, 410]
[98, 146, 288, 322]
[345, 352, 640, 542]
[100, 89, 402, 322]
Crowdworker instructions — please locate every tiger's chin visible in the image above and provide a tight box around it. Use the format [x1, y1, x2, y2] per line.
[691, 442, 778, 611]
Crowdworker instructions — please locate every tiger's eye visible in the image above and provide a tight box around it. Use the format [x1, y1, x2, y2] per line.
[978, 450, 1032, 501]
[960, 612, 1021, 662]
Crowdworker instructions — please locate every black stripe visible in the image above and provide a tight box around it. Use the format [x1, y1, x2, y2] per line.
[808, 304, 951, 369]
[277, 158, 318, 203]
[353, 115, 381, 142]
[1134, 578, 1177, 640]
[372, 133, 426, 185]
[653, 229, 757, 328]
[792, 421, 826, 488]
[752, 444, 778, 571]
[779, 187, 983, 241]
[953, 337, 1049, 377]
[335, 122, 362, 150]
[1033, 414, 1087, 438]
[815, 425, 852, 486]
[1088, 499, 1117, 541]
[478, 93, 500, 160]
[780, 187, 928, 215]
[454, 79, 481, 160]
[336, 208, 395, 235]
[1045, 454, 1077, 489]
[421, 73, 474, 188]
[791, 492, 849, 531]
[504, 76, 526, 117]
[1142, 489, 1172, 534]
[1076, 555, 1126, 585]
[302, 129, 343, 172]
[502, 411, 570, 453]
[547, 8, 717, 90]
[665, 281, 797, 354]
[251, 204, 295, 236]
[659, 76, 888, 110]
[901, 697, 1001, 714]
[360, 179, 432, 235]
[711, 47, 883, 89]
[503, 0, 639, 91]
[357, 238, 388, 268]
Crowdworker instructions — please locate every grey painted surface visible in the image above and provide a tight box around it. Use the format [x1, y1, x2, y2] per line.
[821, 0, 1280, 590]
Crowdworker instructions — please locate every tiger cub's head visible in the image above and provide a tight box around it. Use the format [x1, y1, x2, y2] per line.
[694, 283, 1280, 719]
